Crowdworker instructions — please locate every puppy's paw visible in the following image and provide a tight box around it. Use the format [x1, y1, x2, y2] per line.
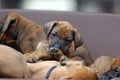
[60, 56, 69, 66]
[60, 56, 68, 62]
[49, 47, 59, 56]
[24, 54, 39, 63]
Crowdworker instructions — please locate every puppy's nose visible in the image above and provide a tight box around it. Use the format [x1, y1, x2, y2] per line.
[99, 75, 109, 80]
[49, 47, 58, 53]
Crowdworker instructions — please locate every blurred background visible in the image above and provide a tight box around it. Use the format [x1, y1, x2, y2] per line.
[0, 0, 120, 14]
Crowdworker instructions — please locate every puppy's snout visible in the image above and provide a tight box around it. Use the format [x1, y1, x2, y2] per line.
[49, 47, 59, 53]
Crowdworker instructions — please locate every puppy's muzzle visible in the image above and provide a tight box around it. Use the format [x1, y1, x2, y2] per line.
[49, 47, 59, 56]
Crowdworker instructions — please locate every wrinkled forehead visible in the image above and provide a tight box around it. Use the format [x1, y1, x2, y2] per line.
[53, 22, 74, 38]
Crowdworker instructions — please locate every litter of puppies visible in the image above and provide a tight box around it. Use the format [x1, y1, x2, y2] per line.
[0, 12, 119, 80]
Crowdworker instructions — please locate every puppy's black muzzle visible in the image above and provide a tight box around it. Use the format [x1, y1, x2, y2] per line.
[49, 39, 67, 54]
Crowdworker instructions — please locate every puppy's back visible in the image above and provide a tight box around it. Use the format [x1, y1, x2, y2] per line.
[0, 44, 30, 78]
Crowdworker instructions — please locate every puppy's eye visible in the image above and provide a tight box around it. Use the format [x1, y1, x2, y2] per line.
[114, 67, 120, 72]
[65, 37, 71, 43]
[51, 32, 57, 37]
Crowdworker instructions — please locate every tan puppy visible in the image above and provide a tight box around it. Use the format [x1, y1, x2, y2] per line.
[0, 44, 97, 79]
[43, 21, 93, 65]
[0, 44, 30, 78]
[0, 12, 46, 62]
[90, 55, 113, 78]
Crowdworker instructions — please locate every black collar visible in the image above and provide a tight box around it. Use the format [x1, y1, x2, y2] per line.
[46, 66, 57, 79]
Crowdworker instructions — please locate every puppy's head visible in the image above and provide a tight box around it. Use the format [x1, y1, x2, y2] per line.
[99, 68, 120, 80]
[0, 13, 20, 50]
[43, 21, 84, 55]
[0, 13, 19, 40]
[1, 12, 19, 32]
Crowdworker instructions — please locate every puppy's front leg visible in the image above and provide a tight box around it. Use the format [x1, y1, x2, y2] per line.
[24, 50, 53, 63]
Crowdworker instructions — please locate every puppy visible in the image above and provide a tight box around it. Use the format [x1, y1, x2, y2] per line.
[90, 55, 113, 78]
[43, 21, 93, 65]
[0, 44, 97, 79]
[0, 12, 46, 62]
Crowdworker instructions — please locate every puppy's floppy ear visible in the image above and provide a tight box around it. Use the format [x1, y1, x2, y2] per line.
[1, 15, 18, 32]
[43, 21, 58, 39]
[73, 29, 84, 49]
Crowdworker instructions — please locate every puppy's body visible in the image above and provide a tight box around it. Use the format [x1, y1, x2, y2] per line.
[0, 44, 30, 78]
[28, 61, 97, 80]
[0, 12, 46, 62]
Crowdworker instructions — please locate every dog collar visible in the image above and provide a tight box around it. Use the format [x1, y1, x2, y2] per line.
[46, 66, 57, 79]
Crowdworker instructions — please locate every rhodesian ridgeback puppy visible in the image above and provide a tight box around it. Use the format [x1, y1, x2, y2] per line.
[90, 56, 113, 78]
[0, 45, 97, 79]
[43, 21, 93, 65]
[0, 12, 46, 62]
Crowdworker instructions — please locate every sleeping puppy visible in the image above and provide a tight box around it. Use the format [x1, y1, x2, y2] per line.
[90, 55, 113, 78]
[43, 21, 93, 65]
[0, 12, 46, 62]
[0, 44, 97, 80]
